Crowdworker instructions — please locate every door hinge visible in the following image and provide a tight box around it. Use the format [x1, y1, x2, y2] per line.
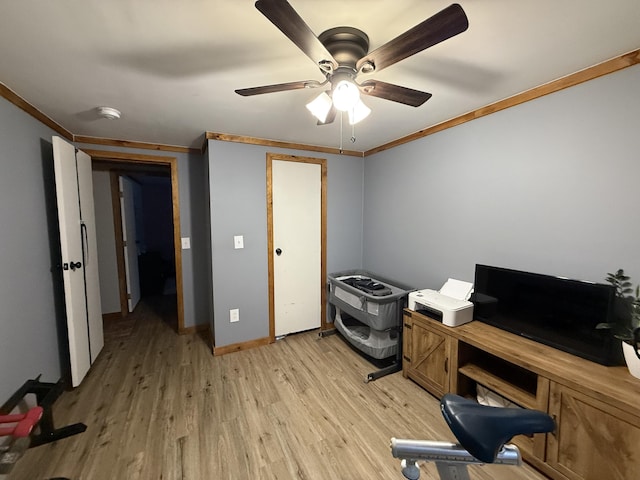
[127, 293, 132, 300]
[123, 241, 127, 247]
[119, 191, 124, 198]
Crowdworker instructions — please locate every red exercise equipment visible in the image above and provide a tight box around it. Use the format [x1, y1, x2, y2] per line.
[1, 375, 85, 477]
[0, 406, 44, 438]
[0, 406, 44, 475]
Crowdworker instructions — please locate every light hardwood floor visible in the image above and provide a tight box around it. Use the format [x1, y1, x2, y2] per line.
[9, 300, 549, 480]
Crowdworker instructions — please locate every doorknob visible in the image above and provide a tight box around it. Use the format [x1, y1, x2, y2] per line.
[275, 248, 282, 256]
[69, 261, 82, 270]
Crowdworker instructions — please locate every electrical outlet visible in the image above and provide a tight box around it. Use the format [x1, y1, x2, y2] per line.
[230, 308, 239, 323]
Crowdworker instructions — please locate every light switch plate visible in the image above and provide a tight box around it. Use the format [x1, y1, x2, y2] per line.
[181, 237, 191, 249]
[230, 308, 239, 323]
[234, 235, 244, 249]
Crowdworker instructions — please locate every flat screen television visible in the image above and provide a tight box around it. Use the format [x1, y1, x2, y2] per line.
[472, 264, 623, 366]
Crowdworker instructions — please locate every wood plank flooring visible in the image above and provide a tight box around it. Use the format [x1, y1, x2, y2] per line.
[8, 300, 549, 479]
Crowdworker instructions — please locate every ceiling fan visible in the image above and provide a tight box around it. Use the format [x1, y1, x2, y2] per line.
[235, 0, 469, 126]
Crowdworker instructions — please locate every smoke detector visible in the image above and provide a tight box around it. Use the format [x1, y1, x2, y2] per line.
[97, 106, 121, 120]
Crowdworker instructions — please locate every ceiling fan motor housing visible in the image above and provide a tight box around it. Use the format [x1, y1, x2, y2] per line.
[318, 27, 370, 71]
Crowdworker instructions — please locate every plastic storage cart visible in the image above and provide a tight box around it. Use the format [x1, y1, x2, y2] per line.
[327, 269, 414, 382]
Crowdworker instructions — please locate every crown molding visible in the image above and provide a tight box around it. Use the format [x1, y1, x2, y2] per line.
[74, 135, 200, 155]
[0, 83, 73, 140]
[4, 48, 638, 159]
[205, 132, 364, 157]
[364, 49, 640, 157]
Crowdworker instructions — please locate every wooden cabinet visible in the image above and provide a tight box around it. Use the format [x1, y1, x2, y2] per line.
[547, 383, 640, 480]
[402, 314, 451, 398]
[402, 309, 640, 480]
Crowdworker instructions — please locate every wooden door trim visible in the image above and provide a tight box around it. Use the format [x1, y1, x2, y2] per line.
[85, 149, 186, 333]
[109, 172, 129, 316]
[266, 153, 328, 342]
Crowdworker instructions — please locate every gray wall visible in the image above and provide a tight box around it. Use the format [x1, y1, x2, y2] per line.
[362, 64, 640, 290]
[0, 98, 66, 401]
[208, 140, 364, 347]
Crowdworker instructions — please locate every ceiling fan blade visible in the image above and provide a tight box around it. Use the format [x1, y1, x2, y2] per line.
[359, 80, 432, 107]
[317, 105, 337, 125]
[235, 80, 321, 96]
[356, 3, 468, 74]
[255, 0, 338, 72]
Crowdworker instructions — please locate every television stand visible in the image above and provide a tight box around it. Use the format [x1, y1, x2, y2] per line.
[402, 309, 640, 480]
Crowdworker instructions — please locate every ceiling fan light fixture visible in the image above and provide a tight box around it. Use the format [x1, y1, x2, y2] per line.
[332, 79, 360, 112]
[348, 99, 371, 125]
[306, 92, 333, 123]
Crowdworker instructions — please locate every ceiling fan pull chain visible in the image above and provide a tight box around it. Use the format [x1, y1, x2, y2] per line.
[351, 119, 356, 143]
[339, 111, 344, 154]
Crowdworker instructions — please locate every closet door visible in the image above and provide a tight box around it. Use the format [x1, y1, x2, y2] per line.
[77, 148, 104, 362]
[267, 154, 326, 338]
[53, 136, 103, 386]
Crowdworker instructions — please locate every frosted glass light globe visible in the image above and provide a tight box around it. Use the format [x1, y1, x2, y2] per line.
[332, 80, 360, 111]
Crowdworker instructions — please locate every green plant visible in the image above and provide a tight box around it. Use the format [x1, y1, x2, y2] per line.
[596, 269, 640, 346]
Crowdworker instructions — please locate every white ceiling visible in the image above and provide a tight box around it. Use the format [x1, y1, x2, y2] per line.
[1, 1, 639, 152]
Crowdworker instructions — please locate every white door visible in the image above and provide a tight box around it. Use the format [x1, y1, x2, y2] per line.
[119, 176, 141, 312]
[52, 136, 104, 386]
[76, 148, 104, 363]
[272, 159, 322, 336]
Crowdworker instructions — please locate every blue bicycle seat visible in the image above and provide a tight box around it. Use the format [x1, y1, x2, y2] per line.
[440, 393, 555, 463]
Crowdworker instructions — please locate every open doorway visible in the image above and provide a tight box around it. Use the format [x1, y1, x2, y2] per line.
[86, 149, 185, 337]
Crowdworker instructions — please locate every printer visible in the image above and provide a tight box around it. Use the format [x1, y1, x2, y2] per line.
[408, 278, 474, 327]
